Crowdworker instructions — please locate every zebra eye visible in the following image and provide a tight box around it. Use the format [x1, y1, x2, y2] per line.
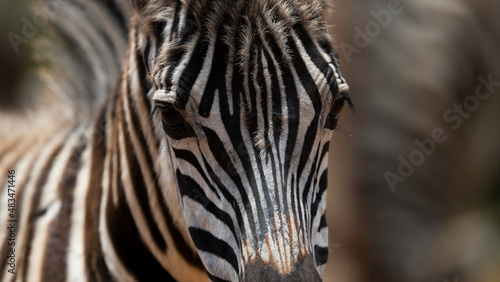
[155, 103, 195, 139]
[160, 107, 185, 130]
[156, 103, 185, 130]
[326, 99, 345, 130]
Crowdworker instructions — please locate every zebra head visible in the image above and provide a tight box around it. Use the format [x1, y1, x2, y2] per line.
[132, 0, 349, 280]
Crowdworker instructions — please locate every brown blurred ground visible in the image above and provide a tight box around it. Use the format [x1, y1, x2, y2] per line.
[325, 0, 500, 281]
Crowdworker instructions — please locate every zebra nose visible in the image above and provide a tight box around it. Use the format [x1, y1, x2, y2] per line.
[244, 255, 322, 282]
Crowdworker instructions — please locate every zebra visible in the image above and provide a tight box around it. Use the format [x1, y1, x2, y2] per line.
[0, 0, 350, 281]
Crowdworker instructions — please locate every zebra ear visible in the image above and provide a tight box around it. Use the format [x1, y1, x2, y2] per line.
[131, 0, 149, 11]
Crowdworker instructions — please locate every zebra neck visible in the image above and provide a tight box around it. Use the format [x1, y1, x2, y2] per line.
[30, 0, 133, 114]
[93, 32, 207, 281]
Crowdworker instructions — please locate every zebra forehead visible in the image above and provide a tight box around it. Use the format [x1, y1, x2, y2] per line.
[142, 1, 340, 108]
[138, 0, 332, 48]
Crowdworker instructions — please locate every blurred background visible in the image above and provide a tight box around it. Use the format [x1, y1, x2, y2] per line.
[325, 0, 500, 281]
[0, 1, 35, 110]
[1, 1, 499, 281]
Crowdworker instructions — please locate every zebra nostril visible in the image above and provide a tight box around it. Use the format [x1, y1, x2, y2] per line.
[244, 255, 322, 282]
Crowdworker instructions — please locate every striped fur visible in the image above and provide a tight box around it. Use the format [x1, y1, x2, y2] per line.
[0, 0, 349, 281]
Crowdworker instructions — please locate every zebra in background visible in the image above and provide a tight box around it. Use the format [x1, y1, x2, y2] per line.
[0, 0, 350, 281]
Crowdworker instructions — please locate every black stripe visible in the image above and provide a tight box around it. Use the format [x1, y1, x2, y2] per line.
[201, 126, 258, 239]
[259, 49, 287, 219]
[294, 24, 339, 98]
[143, 38, 152, 73]
[176, 35, 209, 108]
[262, 52, 290, 221]
[137, 47, 152, 95]
[127, 84, 200, 267]
[179, 9, 198, 40]
[287, 35, 322, 181]
[278, 44, 300, 179]
[0, 143, 52, 273]
[152, 20, 167, 51]
[41, 138, 87, 281]
[294, 24, 330, 81]
[310, 170, 328, 226]
[199, 28, 229, 118]
[262, 36, 288, 212]
[262, 44, 283, 136]
[244, 42, 272, 240]
[105, 125, 174, 281]
[173, 149, 220, 199]
[138, 107, 203, 266]
[19, 141, 65, 280]
[162, 10, 198, 93]
[314, 245, 329, 266]
[188, 227, 239, 273]
[85, 102, 112, 281]
[256, 45, 270, 156]
[301, 144, 321, 205]
[163, 46, 185, 92]
[301, 145, 321, 232]
[169, 1, 182, 40]
[162, 193, 205, 269]
[201, 154, 244, 247]
[105, 188, 175, 281]
[308, 142, 330, 233]
[317, 213, 327, 232]
[176, 170, 238, 242]
[124, 91, 167, 252]
[314, 141, 330, 179]
[105, 95, 174, 281]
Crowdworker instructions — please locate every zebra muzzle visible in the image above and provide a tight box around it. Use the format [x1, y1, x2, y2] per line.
[243, 254, 322, 281]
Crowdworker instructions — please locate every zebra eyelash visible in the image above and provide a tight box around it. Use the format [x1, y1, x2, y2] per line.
[151, 105, 162, 120]
[341, 92, 355, 109]
[151, 101, 179, 116]
[337, 91, 354, 111]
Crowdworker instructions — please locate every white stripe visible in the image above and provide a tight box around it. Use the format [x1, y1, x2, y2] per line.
[67, 141, 91, 282]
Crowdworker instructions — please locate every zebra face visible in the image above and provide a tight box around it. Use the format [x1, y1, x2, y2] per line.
[135, 1, 349, 281]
